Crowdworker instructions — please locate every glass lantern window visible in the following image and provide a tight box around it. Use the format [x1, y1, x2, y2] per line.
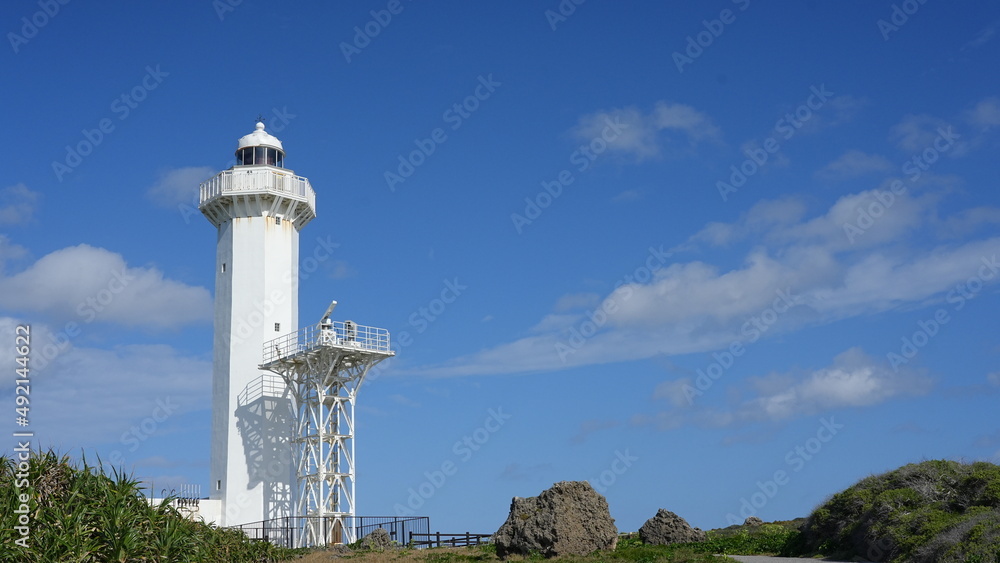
[236, 146, 284, 167]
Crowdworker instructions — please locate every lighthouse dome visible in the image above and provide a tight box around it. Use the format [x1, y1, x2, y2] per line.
[237, 121, 283, 150]
[235, 122, 285, 167]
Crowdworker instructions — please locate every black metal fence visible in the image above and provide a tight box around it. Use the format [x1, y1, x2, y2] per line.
[233, 515, 430, 549]
[409, 532, 492, 548]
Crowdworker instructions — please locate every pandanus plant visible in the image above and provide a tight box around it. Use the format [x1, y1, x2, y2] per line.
[0, 450, 306, 562]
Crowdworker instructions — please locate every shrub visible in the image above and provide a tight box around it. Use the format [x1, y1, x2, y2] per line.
[0, 450, 306, 562]
[792, 460, 1000, 562]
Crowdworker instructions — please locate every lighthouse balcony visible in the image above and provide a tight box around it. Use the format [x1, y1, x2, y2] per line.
[261, 321, 393, 366]
[199, 167, 317, 222]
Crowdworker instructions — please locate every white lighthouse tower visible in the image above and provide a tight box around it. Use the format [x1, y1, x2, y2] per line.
[199, 121, 316, 527]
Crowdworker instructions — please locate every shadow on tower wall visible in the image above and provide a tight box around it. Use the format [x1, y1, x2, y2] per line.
[235, 374, 294, 523]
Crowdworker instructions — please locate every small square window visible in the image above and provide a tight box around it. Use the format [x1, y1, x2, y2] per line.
[275, 216, 282, 225]
[275, 323, 281, 332]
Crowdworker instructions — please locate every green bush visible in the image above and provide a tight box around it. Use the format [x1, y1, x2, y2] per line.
[0, 450, 307, 562]
[691, 526, 799, 556]
[602, 524, 796, 562]
[792, 459, 1000, 562]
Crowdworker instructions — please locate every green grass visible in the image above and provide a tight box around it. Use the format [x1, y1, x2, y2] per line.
[338, 542, 732, 563]
[0, 449, 309, 562]
[290, 527, 797, 563]
[689, 524, 800, 556]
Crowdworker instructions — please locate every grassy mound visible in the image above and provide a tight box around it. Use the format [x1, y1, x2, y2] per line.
[791, 459, 1000, 562]
[0, 450, 307, 562]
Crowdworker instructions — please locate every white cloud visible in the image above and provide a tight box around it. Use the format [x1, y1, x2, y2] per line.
[776, 187, 932, 250]
[0, 184, 41, 225]
[609, 254, 795, 328]
[0, 244, 211, 329]
[327, 260, 356, 280]
[629, 411, 683, 432]
[146, 166, 216, 208]
[966, 97, 1000, 131]
[570, 419, 620, 444]
[389, 394, 420, 408]
[0, 236, 28, 274]
[406, 185, 1000, 378]
[682, 197, 808, 249]
[572, 101, 721, 161]
[652, 101, 722, 142]
[741, 347, 931, 420]
[936, 206, 1000, 237]
[653, 378, 697, 408]
[816, 150, 893, 180]
[889, 114, 966, 155]
[645, 348, 931, 429]
[962, 21, 998, 51]
[612, 189, 642, 203]
[740, 139, 790, 169]
[826, 95, 868, 126]
[1, 318, 210, 449]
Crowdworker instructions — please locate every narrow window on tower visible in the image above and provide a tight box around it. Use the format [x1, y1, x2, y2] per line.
[221, 263, 226, 273]
[216, 480, 221, 491]
[274, 323, 280, 332]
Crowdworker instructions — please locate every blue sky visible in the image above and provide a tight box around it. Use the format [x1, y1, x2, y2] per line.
[3, 0, 1000, 534]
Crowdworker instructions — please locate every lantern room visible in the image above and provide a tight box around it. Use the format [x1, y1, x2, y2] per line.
[235, 121, 285, 168]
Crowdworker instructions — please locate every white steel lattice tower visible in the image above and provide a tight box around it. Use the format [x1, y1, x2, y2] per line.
[200, 122, 316, 527]
[260, 310, 393, 547]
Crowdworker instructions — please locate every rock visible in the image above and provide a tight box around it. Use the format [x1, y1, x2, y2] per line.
[326, 544, 352, 557]
[493, 481, 618, 558]
[638, 509, 706, 545]
[744, 516, 764, 527]
[360, 527, 393, 551]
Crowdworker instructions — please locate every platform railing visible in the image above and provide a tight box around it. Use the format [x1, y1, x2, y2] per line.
[237, 373, 287, 407]
[199, 167, 316, 209]
[262, 321, 392, 364]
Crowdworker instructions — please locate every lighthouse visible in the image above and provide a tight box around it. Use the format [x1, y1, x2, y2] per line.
[199, 121, 317, 526]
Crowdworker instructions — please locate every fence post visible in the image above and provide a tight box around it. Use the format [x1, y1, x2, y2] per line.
[436, 531, 441, 548]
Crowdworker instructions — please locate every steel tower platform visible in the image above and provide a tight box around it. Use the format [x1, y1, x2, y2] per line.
[260, 312, 393, 547]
